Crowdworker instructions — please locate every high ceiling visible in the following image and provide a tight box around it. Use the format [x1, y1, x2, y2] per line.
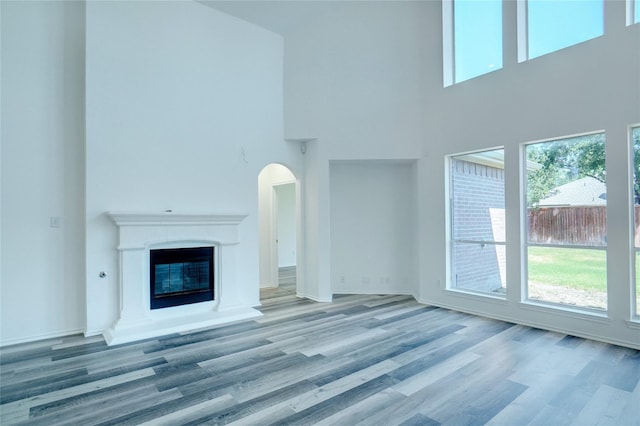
[198, 1, 342, 35]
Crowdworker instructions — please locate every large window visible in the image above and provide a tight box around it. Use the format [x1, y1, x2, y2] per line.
[524, 133, 607, 311]
[632, 126, 640, 316]
[449, 148, 506, 296]
[444, 0, 502, 85]
[524, 0, 604, 60]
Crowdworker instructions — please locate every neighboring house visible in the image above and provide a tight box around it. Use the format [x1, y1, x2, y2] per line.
[538, 176, 607, 207]
[531, 176, 607, 246]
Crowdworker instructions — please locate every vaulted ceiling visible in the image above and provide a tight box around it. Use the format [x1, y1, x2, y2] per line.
[198, 1, 341, 35]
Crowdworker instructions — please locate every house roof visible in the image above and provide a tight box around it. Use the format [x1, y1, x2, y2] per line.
[538, 176, 607, 207]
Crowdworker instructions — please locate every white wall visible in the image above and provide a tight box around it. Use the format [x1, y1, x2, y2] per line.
[284, 1, 430, 302]
[1, 1, 86, 346]
[330, 161, 417, 295]
[276, 183, 296, 268]
[84, 1, 288, 335]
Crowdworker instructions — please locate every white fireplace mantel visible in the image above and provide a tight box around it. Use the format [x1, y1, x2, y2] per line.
[103, 211, 262, 346]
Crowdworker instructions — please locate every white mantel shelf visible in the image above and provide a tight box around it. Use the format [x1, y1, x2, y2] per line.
[108, 212, 248, 227]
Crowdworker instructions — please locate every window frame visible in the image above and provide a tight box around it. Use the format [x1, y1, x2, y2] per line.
[517, 0, 604, 62]
[443, 0, 503, 86]
[630, 124, 640, 318]
[447, 147, 507, 298]
[521, 131, 608, 313]
[628, 0, 640, 25]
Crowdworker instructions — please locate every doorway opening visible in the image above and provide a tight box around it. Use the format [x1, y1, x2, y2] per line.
[258, 164, 300, 298]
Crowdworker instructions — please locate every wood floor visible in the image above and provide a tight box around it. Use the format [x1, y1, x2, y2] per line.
[1, 270, 639, 425]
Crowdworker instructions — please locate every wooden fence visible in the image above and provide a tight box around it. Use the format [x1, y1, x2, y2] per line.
[528, 206, 607, 246]
[528, 206, 640, 246]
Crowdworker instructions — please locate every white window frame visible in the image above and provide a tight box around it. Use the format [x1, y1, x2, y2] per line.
[630, 124, 640, 319]
[447, 148, 507, 298]
[627, 0, 640, 26]
[518, 0, 604, 61]
[521, 131, 608, 314]
[443, 0, 503, 87]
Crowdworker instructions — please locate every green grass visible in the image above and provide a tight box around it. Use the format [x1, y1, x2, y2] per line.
[527, 246, 606, 292]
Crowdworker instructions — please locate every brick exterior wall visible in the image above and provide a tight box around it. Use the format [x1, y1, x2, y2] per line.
[451, 158, 505, 293]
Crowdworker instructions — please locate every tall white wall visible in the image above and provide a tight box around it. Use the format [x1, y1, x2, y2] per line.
[284, 1, 430, 302]
[84, 1, 288, 335]
[1, 1, 86, 345]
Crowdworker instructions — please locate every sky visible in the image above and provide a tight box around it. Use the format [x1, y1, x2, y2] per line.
[454, 0, 607, 83]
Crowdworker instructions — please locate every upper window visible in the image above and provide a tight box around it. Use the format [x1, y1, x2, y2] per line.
[444, 0, 503, 85]
[635, 0, 640, 24]
[525, 0, 604, 60]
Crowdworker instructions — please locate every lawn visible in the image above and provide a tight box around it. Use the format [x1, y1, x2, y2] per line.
[527, 246, 606, 292]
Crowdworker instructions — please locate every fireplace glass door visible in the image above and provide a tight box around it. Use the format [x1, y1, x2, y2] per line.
[150, 247, 214, 309]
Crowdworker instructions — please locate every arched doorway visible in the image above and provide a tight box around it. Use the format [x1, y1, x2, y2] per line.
[258, 164, 300, 298]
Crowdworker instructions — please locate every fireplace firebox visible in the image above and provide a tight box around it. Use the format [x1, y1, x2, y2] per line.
[150, 246, 214, 309]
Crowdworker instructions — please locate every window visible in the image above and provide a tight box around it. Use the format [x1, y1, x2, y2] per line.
[525, 0, 604, 60]
[632, 126, 640, 316]
[449, 148, 506, 296]
[630, 0, 640, 25]
[524, 133, 607, 311]
[444, 0, 503, 85]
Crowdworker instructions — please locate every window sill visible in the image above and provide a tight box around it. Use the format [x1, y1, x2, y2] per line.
[625, 320, 640, 330]
[445, 288, 508, 305]
[519, 300, 609, 324]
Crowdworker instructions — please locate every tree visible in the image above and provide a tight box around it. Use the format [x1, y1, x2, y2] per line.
[526, 133, 606, 207]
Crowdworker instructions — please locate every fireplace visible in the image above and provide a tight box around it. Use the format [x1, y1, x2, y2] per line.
[150, 246, 214, 309]
[104, 212, 262, 346]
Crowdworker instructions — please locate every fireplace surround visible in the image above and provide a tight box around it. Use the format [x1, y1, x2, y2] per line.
[104, 212, 262, 346]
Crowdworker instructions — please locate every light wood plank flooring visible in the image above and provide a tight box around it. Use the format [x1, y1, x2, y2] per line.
[1, 271, 639, 425]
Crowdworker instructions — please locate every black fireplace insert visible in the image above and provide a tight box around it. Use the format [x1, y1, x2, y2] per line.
[150, 246, 214, 309]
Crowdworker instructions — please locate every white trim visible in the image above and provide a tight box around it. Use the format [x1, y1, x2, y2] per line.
[416, 297, 638, 350]
[519, 300, 609, 322]
[445, 288, 507, 304]
[516, 0, 528, 62]
[442, 0, 454, 87]
[626, 320, 640, 330]
[108, 211, 248, 227]
[0, 328, 85, 348]
[627, 0, 638, 26]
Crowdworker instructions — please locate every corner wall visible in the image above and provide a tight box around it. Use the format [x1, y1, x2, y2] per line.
[1, 1, 86, 346]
